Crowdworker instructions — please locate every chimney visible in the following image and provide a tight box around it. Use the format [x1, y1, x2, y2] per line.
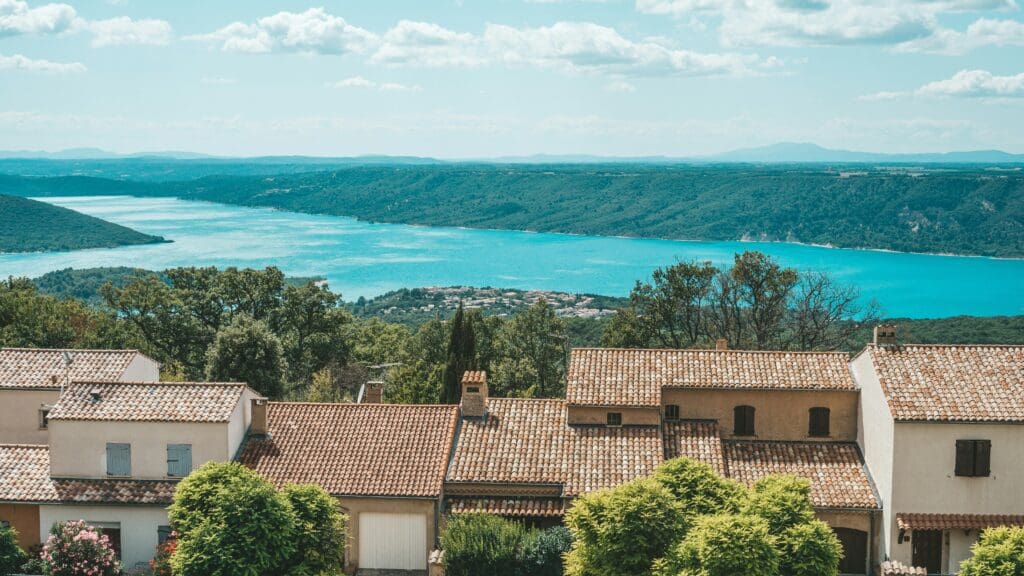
[460, 371, 488, 419]
[716, 339, 729, 351]
[873, 324, 899, 347]
[251, 397, 268, 436]
[362, 380, 384, 404]
[89, 387, 102, 401]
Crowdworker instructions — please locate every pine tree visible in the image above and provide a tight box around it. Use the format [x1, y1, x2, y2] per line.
[442, 304, 476, 404]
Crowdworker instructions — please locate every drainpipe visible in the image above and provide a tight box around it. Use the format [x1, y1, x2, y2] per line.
[869, 510, 877, 576]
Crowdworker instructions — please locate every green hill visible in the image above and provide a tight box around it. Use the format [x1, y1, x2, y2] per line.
[0, 194, 166, 253]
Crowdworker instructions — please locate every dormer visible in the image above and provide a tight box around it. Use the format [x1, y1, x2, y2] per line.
[460, 371, 488, 419]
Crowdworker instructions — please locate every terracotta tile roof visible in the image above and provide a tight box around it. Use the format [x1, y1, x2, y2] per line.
[567, 348, 856, 407]
[48, 381, 248, 422]
[0, 348, 148, 390]
[462, 371, 487, 384]
[0, 445, 176, 505]
[239, 402, 458, 498]
[896, 513, 1024, 531]
[865, 345, 1024, 422]
[446, 398, 662, 496]
[447, 498, 565, 518]
[723, 441, 879, 509]
[663, 420, 726, 474]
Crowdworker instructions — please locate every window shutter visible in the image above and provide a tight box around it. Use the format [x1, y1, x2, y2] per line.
[665, 405, 680, 420]
[734, 406, 755, 436]
[974, 440, 991, 477]
[167, 444, 193, 477]
[809, 407, 830, 437]
[107, 443, 131, 476]
[955, 440, 975, 477]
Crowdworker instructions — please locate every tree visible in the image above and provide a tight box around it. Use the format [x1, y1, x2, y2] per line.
[959, 526, 1024, 576]
[442, 304, 476, 404]
[653, 514, 780, 576]
[205, 314, 288, 399]
[786, 270, 881, 351]
[652, 458, 746, 519]
[565, 478, 687, 576]
[273, 282, 351, 388]
[778, 520, 842, 576]
[0, 524, 27, 576]
[742, 474, 815, 534]
[280, 484, 347, 576]
[442, 514, 527, 576]
[169, 462, 295, 576]
[628, 260, 718, 348]
[725, 251, 799, 349]
[492, 300, 567, 398]
[41, 520, 120, 576]
[520, 526, 573, 576]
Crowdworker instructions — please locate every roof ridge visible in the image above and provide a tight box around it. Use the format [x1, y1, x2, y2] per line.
[69, 380, 246, 386]
[868, 343, 1024, 349]
[573, 347, 850, 355]
[0, 443, 49, 449]
[724, 439, 859, 446]
[0, 347, 141, 353]
[269, 401, 458, 408]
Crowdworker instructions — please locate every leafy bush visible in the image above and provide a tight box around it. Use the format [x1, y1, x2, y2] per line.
[280, 484, 347, 576]
[653, 514, 780, 576]
[169, 462, 296, 576]
[18, 546, 45, 575]
[653, 458, 746, 518]
[565, 478, 687, 576]
[0, 524, 27, 576]
[959, 526, 1024, 576]
[442, 514, 527, 576]
[520, 526, 572, 576]
[742, 474, 815, 534]
[778, 520, 842, 576]
[41, 520, 120, 576]
[149, 534, 175, 576]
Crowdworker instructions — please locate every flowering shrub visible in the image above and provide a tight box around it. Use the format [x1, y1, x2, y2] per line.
[149, 534, 176, 576]
[41, 520, 120, 576]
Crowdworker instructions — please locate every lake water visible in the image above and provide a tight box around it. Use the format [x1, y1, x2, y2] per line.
[1, 195, 1022, 318]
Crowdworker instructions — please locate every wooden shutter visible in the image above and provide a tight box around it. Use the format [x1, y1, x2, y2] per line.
[974, 440, 991, 477]
[665, 405, 680, 420]
[106, 443, 131, 476]
[734, 406, 755, 436]
[955, 440, 975, 477]
[809, 407, 830, 437]
[167, 444, 192, 477]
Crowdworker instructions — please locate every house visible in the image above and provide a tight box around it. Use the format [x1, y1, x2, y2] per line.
[853, 330, 1024, 574]
[0, 348, 159, 445]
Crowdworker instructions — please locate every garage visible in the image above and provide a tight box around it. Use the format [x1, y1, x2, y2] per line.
[357, 512, 428, 570]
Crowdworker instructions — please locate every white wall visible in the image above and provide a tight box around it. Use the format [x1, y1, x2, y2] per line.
[38, 505, 169, 570]
[120, 355, 160, 382]
[227, 389, 257, 458]
[852, 351, 895, 565]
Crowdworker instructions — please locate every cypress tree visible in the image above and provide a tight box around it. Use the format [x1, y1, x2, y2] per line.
[442, 303, 476, 404]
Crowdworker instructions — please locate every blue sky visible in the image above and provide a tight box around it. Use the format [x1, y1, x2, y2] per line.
[1, 0, 1022, 157]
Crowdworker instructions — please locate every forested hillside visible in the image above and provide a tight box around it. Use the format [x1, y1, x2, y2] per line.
[0, 194, 165, 253]
[3, 164, 1021, 257]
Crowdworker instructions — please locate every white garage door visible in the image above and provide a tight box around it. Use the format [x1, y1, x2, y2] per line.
[358, 512, 428, 570]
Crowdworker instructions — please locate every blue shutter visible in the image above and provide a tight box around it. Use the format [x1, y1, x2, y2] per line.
[167, 444, 192, 477]
[106, 443, 131, 476]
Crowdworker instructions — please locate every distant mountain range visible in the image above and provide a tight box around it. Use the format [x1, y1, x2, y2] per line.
[1, 142, 1022, 164]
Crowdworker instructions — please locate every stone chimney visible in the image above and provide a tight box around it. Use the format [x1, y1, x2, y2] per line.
[874, 324, 899, 347]
[251, 397, 268, 436]
[716, 338, 729, 351]
[460, 371, 488, 419]
[362, 380, 384, 404]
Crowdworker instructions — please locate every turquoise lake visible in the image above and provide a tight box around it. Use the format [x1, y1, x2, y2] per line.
[1, 195, 1022, 318]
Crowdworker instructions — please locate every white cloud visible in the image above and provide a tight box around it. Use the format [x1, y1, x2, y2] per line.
[895, 18, 1024, 53]
[858, 90, 906, 101]
[917, 69, 1024, 98]
[605, 79, 637, 92]
[191, 8, 376, 54]
[0, 0, 75, 36]
[328, 76, 422, 92]
[87, 16, 172, 46]
[372, 20, 483, 67]
[0, 52, 85, 73]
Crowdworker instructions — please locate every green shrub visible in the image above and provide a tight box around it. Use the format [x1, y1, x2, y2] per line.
[41, 520, 120, 576]
[18, 545, 44, 575]
[0, 524, 27, 576]
[778, 520, 842, 576]
[520, 526, 572, 576]
[565, 478, 688, 576]
[442, 514, 527, 576]
[653, 458, 746, 518]
[280, 484, 347, 576]
[653, 514, 780, 576]
[959, 526, 1024, 576]
[742, 474, 815, 534]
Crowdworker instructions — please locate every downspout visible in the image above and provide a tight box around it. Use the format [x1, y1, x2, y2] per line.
[869, 509, 877, 576]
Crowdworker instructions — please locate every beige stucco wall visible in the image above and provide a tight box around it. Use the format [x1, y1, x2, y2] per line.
[0, 388, 59, 444]
[0, 503, 41, 550]
[120, 355, 160, 382]
[227, 389, 258, 458]
[38, 504, 168, 570]
[337, 496, 436, 572]
[48, 420, 230, 479]
[567, 405, 660, 426]
[662, 388, 860, 441]
[816, 510, 879, 575]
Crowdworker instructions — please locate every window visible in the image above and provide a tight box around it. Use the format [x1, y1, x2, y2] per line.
[106, 443, 131, 477]
[0, 520, 9, 529]
[665, 404, 680, 420]
[734, 405, 755, 436]
[809, 407, 831, 437]
[167, 444, 193, 477]
[157, 525, 173, 545]
[466, 386, 479, 394]
[607, 412, 623, 426]
[38, 407, 51, 430]
[955, 439, 991, 477]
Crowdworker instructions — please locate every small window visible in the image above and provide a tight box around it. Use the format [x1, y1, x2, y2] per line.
[106, 443, 131, 477]
[157, 525, 173, 545]
[167, 444, 193, 477]
[665, 404, 680, 421]
[607, 412, 623, 426]
[466, 386, 480, 394]
[734, 405, 755, 436]
[0, 520, 10, 529]
[955, 439, 991, 477]
[809, 407, 831, 437]
[39, 407, 51, 430]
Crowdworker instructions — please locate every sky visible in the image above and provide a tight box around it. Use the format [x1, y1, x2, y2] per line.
[1, 0, 1023, 157]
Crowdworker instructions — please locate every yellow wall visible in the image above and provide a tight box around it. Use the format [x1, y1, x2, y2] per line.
[567, 405, 660, 426]
[662, 388, 860, 441]
[337, 496, 436, 572]
[0, 503, 41, 550]
[0, 389, 59, 445]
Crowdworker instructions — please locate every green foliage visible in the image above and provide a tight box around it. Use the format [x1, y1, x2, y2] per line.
[652, 458, 746, 519]
[778, 520, 842, 576]
[41, 520, 120, 576]
[280, 484, 347, 576]
[0, 194, 164, 253]
[0, 524, 27, 576]
[442, 304, 477, 404]
[205, 314, 288, 398]
[742, 475, 816, 534]
[491, 300, 567, 398]
[959, 526, 1024, 576]
[653, 514, 780, 576]
[565, 478, 688, 576]
[32, 267, 162, 306]
[442, 514, 528, 576]
[169, 462, 295, 576]
[520, 526, 573, 576]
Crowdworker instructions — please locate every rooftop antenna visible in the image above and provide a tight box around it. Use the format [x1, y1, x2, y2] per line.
[61, 350, 75, 396]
